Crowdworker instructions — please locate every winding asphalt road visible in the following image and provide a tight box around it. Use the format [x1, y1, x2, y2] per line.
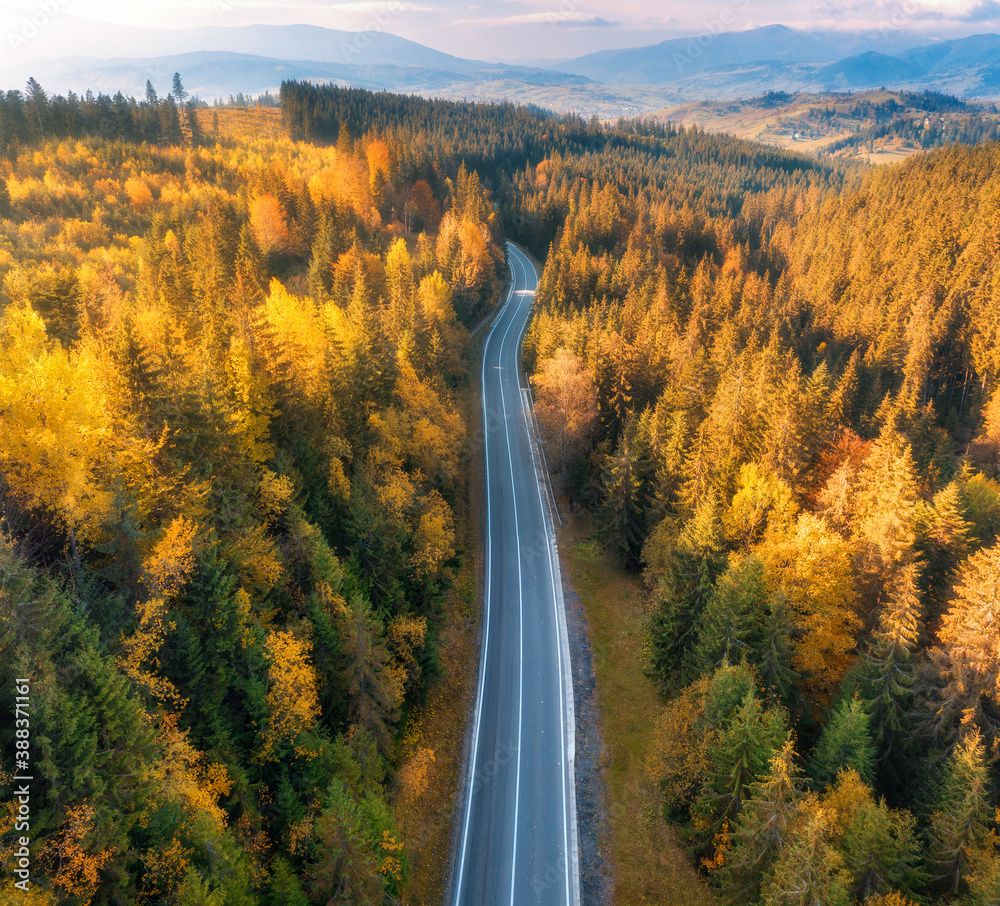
[451, 243, 581, 906]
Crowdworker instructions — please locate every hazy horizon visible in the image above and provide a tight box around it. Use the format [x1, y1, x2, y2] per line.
[2, 0, 1000, 66]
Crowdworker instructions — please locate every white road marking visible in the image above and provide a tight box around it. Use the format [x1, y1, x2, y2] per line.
[512, 243, 581, 906]
[452, 253, 517, 906]
[453, 243, 581, 906]
[499, 250, 526, 906]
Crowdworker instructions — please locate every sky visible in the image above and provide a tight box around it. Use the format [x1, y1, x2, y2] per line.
[1, 0, 999, 62]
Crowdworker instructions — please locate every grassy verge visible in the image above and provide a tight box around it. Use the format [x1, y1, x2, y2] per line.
[393, 560, 478, 905]
[393, 297, 498, 905]
[557, 512, 715, 906]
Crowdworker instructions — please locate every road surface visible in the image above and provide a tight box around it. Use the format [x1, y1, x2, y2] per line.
[452, 243, 581, 906]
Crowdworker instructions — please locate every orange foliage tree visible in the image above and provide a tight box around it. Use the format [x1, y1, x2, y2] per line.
[249, 193, 292, 256]
[533, 347, 599, 494]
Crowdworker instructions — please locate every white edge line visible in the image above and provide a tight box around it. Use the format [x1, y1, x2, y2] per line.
[512, 244, 582, 906]
[501, 247, 526, 906]
[453, 242, 581, 906]
[525, 378, 563, 527]
[452, 248, 518, 906]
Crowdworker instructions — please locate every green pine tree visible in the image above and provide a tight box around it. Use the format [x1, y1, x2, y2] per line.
[265, 857, 309, 906]
[186, 99, 203, 146]
[859, 563, 921, 790]
[308, 206, 339, 302]
[598, 420, 651, 568]
[837, 787, 923, 901]
[304, 779, 384, 903]
[811, 695, 876, 790]
[721, 739, 805, 904]
[697, 687, 789, 835]
[692, 553, 767, 672]
[171, 72, 188, 104]
[761, 809, 852, 906]
[649, 546, 722, 691]
[755, 591, 798, 705]
[926, 730, 992, 898]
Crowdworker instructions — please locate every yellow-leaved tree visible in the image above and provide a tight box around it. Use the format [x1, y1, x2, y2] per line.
[387, 613, 427, 694]
[849, 429, 922, 600]
[415, 271, 467, 376]
[724, 462, 798, 548]
[262, 279, 327, 402]
[224, 336, 275, 465]
[410, 491, 455, 585]
[761, 513, 859, 705]
[0, 300, 110, 557]
[934, 542, 1000, 740]
[262, 629, 321, 759]
[249, 193, 292, 257]
[118, 516, 199, 704]
[155, 713, 233, 834]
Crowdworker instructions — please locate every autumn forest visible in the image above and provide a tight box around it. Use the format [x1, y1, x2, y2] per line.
[2, 75, 1000, 905]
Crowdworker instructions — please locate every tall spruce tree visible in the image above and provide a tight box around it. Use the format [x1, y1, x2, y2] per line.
[721, 739, 805, 904]
[859, 563, 922, 791]
[926, 731, 992, 898]
[692, 553, 767, 672]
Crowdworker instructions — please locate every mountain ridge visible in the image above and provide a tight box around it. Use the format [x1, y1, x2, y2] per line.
[2, 23, 999, 104]
[0, 43, 592, 101]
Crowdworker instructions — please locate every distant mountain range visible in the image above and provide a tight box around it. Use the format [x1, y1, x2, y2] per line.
[0, 22, 592, 100]
[1, 22, 999, 105]
[552, 26, 1000, 98]
[550, 25, 927, 83]
[0, 50, 586, 101]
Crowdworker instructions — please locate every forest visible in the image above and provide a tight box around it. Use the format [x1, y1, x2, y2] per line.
[3, 76, 1000, 904]
[0, 78, 502, 903]
[821, 112, 1000, 156]
[517, 101, 1000, 905]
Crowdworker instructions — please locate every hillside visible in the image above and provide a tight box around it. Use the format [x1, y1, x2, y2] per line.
[654, 89, 1000, 159]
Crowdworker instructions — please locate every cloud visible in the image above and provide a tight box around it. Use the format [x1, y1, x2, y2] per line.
[454, 12, 618, 27]
[69, 0, 433, 24]
[214, 0, 433, 10]
[957, 0, 1000, 18]
[30, 0, 999, 66]
[896, 0, 1000, 18]
[807, 0, 999, 26]
[314, 1, 432, 10]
